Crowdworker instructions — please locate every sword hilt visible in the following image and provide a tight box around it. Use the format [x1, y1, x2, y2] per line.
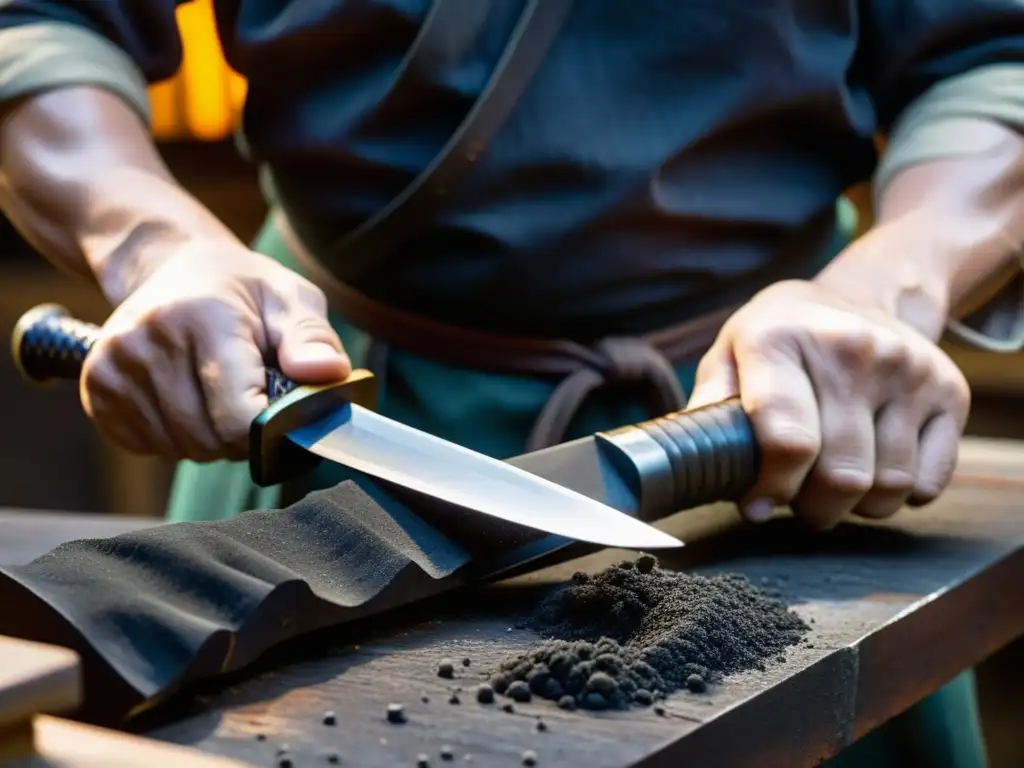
[596, 398, 760, 517]
[12, 303, 301, 398]
[11, 303, 377, 486]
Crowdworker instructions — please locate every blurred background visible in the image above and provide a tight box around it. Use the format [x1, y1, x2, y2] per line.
[1, 0, 1024, 522]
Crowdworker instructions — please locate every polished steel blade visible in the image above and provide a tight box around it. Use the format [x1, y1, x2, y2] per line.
[286, 403, 683, 550]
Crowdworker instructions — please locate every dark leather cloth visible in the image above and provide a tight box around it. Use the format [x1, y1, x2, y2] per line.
[0, 482, 478, 725]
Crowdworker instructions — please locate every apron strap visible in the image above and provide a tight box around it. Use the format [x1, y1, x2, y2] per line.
[525, 337, 689, 452]
[308, 0, 575, 281]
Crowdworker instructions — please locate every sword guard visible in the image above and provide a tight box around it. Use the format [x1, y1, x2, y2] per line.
[249, 369, 378, 487]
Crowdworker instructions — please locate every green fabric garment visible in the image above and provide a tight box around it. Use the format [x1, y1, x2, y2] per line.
[165, 203, 987, 768]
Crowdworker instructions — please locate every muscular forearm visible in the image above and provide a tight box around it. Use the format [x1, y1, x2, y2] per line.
[876, 118, 1024, 310]
[0, 86, 240, 304]
[816, 118, 1024, 341]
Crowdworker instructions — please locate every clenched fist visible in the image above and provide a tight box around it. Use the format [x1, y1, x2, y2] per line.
[687, 279, 970, 529]
[81, 243, 351, 461]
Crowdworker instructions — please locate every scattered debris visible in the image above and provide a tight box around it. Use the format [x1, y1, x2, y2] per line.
[440, 745, 454, 761]
[476, 684, 495, 704]
[417, 753, 430, 768]
[323, 710, 337, 726]
[502, 702, 515, 714]
[535, 719, 548, 732]
[462, 658, 472, 668]
[488, 555, 807, 710]
[506, 681, 532, 703]
[653, 704, 666, 717]
[522, 749, 538, 766]
[386, 703, 407, 724]
[449, 693, 461, 705]
[438, 659, 456, 679]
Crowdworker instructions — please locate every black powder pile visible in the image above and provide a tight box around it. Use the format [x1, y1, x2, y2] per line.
[489, 555, 807, 711]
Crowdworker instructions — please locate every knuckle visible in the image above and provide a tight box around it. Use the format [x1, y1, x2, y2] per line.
[939, 368, 972, 415]
[756, 421, 820, 464]
[814, 465, 874, 496]
[873, 468, 916, 496]
[828, 327, 877, 368]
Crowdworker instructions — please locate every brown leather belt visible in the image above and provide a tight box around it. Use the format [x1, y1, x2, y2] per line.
[274, 209, 730, 452]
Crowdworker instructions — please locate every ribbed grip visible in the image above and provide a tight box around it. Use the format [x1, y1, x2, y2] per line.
[11, 303, 299, 400]
[595, 397, 760, 518]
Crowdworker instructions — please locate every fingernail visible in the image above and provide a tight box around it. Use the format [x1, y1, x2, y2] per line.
[744, 498, 775, 523]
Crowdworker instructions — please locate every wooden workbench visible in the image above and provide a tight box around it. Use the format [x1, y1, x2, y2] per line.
[2, 437, 1024, 768]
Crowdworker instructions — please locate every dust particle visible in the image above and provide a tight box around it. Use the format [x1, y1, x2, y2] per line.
[422, 694, 431, 704]
[417, 754, 430, 768]
[502, 702, 515, 713]
[522, 749, 538, 766]
[440, 745, 454, 761]
[278, 758, 293, 768]
[255, 733, 266, 742]
[386, 703, 407, 724]
[507, 681, 532, 702]
[685, 674, 707, 693]
[449, 693, 461, 705]
[536, 719, 548, 732]
[325, 753, 341, 765]
[476, 684, 495, 704]
[653, 704, 666, 716]
[323, 710, 337, 726]
[462, 657, 472, 667]
[490, 555, 807, 710]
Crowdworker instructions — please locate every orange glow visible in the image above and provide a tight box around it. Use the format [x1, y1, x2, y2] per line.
[148, 0, 245, 141]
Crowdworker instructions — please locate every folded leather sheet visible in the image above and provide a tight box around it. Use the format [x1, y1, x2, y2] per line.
[0, 480, 493, 725]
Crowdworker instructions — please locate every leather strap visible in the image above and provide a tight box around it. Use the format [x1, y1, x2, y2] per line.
[303, 0, 575, 281]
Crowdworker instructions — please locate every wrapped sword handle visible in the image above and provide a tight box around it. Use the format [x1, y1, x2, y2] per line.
[11, 303, 379, 486]
[595, 397, 760, 517]
[11, 303, 301, 399]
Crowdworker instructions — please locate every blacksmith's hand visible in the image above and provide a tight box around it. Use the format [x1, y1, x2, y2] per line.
[686, 279, 970, 530]
[81, 244, 350, 462]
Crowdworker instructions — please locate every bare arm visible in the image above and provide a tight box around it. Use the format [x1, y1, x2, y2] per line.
[0, 86, 242, 304]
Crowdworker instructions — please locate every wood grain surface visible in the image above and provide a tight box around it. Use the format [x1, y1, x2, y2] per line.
[3, 437, 1024, 768]
[0, 638, 80, 729]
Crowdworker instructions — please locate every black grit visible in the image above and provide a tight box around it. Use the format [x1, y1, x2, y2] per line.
[489, 555, 807, 711]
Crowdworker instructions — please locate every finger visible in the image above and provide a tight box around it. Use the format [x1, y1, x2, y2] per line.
[687, 343, 740, 409]
[791, 395, 874, 531]
[194, 331, 269, 459]
[84, 378, 179, 460]
[148, 360, 225, 462]
[81, 346, 178, 459]
[908, 411, 961, 507]
[267, 288, 350, 383]
[853, 401, 922, 520]
[732, 343, 821, 520]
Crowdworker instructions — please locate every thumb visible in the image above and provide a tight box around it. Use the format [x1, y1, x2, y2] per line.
[274, 310, 351, 384]
[686, 343, 740, 410]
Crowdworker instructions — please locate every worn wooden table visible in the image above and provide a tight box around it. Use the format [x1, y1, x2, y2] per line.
[2, 437, 1024, 768]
